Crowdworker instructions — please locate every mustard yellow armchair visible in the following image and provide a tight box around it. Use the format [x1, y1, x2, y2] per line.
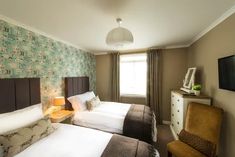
[167, 102, 223, 157]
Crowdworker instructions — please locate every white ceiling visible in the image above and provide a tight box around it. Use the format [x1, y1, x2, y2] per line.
[0, 0, 235, 54]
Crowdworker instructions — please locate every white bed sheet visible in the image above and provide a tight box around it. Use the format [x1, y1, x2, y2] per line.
[73, 101, 131, 134]
[15, 124, 112, 157]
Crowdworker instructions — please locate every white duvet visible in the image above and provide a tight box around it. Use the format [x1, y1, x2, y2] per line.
[73, 101, 131, 134]
[15, 123, 159, 157]
[16, 124, 112, 157]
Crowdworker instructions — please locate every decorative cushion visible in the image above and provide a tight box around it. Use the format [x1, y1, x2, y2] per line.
[86, 96, 101, 111]
[167, 140, 207, 157]
[0, 117, 55, 157]
[67, 91, 95, 111]
[178, 129, 216, 157]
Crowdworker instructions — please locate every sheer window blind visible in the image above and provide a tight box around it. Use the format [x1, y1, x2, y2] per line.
[120, 53, 147, 96]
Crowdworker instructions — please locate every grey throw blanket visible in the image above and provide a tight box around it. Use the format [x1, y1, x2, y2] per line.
[123, 104, 154, 143]
[101, 134, 159, 157]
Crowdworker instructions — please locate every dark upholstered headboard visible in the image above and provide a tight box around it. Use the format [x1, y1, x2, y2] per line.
[64, 77, 89, 110]
[0, 78, 40, 114]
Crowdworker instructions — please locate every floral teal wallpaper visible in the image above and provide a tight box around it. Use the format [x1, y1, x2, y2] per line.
[0, 19, 96, 109]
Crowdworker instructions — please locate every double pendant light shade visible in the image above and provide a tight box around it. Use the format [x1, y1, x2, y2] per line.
[106, 18, 134, 47]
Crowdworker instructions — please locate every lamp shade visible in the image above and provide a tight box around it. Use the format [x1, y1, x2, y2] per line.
[106, 18, 134, 47]
[106, 27, 134, 46]
[53, 97, 65, 106]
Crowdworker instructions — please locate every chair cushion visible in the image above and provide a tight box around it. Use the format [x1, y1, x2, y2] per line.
[185, 102, 223, 145]
[179, 129, 216, 157]
[167, 140, 207, 157]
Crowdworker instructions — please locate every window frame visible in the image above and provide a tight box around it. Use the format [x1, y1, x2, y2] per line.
[119, 53, 147, 97]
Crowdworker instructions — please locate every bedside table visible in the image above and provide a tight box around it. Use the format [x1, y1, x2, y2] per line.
[50, 110, 74, 124]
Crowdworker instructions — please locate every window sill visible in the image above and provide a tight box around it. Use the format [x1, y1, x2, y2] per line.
[120, 94, 146, 98]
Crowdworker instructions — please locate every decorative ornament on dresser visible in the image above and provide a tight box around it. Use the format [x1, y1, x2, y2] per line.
[192, 84, 202, 96]
[180, 67, 196, 94]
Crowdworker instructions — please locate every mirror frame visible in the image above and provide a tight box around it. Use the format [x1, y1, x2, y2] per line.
[183, 67, 196, 89]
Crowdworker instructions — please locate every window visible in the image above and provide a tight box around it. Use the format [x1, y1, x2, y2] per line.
[120, 53, 147, 96]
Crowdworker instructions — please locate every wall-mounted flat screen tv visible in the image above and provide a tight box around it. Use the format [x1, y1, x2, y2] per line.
[218, 55, 235, 91]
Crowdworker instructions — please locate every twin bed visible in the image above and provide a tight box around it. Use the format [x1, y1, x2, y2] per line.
[73, 101, 132, 134]
[0, 78, 159, 157]
[65, 77, 157, 143]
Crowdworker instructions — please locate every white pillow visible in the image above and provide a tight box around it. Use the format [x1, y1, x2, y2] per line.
[0, 104, 41, 118]
[0, 103, 44, 134]
[67, 91, 95, 111]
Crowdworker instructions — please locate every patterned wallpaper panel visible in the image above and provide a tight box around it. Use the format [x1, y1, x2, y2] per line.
[0, 19, 96, 110]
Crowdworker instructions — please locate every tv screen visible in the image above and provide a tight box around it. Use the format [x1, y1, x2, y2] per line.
[218, 55, 235, 91]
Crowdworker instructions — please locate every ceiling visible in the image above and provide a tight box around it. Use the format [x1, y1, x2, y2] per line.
[0, 0, 235, 54]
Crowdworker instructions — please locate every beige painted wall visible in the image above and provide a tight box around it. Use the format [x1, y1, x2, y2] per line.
[96, 48, 188, 121]
[161, 48, 188, 121]
[187, 13, 235, 157]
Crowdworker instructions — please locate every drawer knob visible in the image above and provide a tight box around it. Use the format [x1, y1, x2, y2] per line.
[172, 104, 174, 106]
[177, 121, 179, 125]
[177, 110, 179, 112]
[172, 114, 174, 116]
[172, 123, 174, 126]
[177, 99, 179, 102]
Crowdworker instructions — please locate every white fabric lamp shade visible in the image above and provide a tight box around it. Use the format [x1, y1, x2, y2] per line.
[106, 18, 134, 47]
[106, 27, 133, 46]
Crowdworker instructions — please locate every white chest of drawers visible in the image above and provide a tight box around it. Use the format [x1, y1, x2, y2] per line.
[170, 90, 211, 139]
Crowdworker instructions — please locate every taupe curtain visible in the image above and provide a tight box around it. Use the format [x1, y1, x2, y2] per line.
[111, 52, 120, 102]
[147, 49, 162, 124]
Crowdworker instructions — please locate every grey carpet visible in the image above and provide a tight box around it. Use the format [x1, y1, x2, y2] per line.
[154, 125, 174, 157]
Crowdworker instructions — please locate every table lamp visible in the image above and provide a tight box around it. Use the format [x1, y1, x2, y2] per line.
[53, 96, 65, 106]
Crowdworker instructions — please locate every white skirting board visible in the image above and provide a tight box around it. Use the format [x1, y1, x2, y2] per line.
[162, 120, 171, 125]
[162, 120, 178, 140]
[170, 125, 178, 140]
